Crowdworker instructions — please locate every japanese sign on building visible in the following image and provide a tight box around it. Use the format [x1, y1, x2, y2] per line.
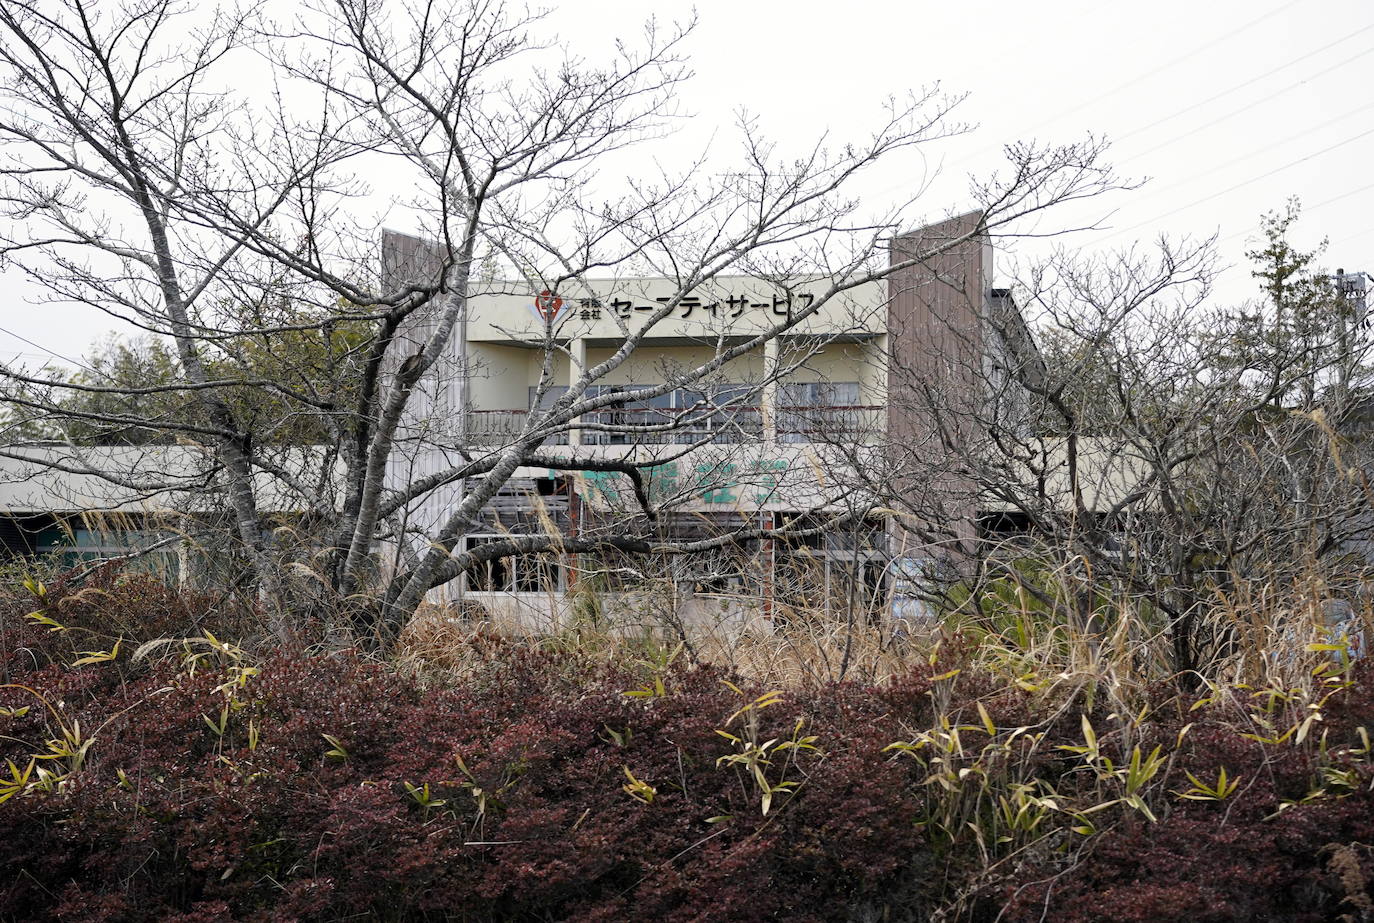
[529, 290, 818, 324]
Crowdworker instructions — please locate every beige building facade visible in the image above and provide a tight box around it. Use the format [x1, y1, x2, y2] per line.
[0, 212, 1051, 633]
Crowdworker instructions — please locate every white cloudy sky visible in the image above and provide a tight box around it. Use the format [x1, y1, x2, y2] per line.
[2, 0, 1371, 365]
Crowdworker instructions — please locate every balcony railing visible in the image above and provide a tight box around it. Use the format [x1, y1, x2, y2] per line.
[466, 409, 569, 446]
[465, 406, 883, 446]
[774, 406, 884, 443]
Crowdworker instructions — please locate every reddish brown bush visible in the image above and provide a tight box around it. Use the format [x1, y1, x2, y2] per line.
[6, 582, 1374, 921]
[0, 607, 945, 922]
[992, 664, 1374, 922]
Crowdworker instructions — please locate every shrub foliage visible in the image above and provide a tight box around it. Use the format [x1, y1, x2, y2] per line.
[3, 578, 1374, 921]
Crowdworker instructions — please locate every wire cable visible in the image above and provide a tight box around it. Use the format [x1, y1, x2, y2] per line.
[1087, 123, 1374, 246]
[0, 323, 93, 372]
[1007, 0, 1306, 141]
[1218, 179, 1374, 246]
[869, 0, 1325, 202]
[1127, 98, 1374, 202]
[1123, 42, 1374, 163]
[1082, 126, 1374, 248]
[1113, 21, 1374, 147]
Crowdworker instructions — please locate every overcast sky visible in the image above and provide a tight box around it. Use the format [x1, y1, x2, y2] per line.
[2, 0, 1371, 366]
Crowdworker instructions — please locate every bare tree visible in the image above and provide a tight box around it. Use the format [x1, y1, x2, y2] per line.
[0, 0, 1123, 645]
[867, 212, 1374, 678]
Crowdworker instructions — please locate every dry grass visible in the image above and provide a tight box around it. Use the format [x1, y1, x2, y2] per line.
[396, 561, 1372, 705]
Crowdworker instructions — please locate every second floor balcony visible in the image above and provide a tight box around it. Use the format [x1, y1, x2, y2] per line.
[466, 402, 884, 447]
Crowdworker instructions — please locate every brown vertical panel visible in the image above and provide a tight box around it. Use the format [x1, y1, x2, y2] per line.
[885, 212, 989, 565]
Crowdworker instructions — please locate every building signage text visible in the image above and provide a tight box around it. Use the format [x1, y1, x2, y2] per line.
[533, 292, 818, 322]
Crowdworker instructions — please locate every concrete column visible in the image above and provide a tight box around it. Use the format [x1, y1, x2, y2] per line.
[176, 514, 192, 588]
[762, 337, 780, 443]
[760, 510, 777, 622]
[568, 337, 587, 446]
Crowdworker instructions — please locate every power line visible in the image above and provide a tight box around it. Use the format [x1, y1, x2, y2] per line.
[1339, 223, 1374, 246]
[1218, 179, 1374, 246]
[1113, 21, 1374, 147]
[0, 324, 91, 372]
[1123, 42, 1374, 162]
[1061, 22, 1374, 253]
[1086, 123, 1374, 247]
[869, 0, 1329, 203]
[1008, 0, 1306, 141]
[1127, 98, 1374, 202]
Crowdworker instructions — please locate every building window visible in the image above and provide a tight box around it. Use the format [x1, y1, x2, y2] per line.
[35, 525, 179, 582]
[772, 513, 887, 622]
[462, 535, 565, 593]
[779, 381, 861, 442]
[583, 384, 762, 445]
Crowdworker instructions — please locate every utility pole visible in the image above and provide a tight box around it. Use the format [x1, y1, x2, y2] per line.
[1334, 268, 1370, 412]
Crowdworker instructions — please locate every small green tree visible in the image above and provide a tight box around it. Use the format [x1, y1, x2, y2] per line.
[61, 336, 190, 444]
[6, 315, 371, 448]
[1233, 197, 1362, 413]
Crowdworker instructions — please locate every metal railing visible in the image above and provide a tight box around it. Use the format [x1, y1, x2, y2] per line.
[775, 405, 884, 443]
[466, 409, 568, 446]
[465, 406, 883, 446]
[582, 407, 763, 445]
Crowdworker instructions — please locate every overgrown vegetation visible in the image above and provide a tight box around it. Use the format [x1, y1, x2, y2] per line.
[3, 567, 1373, 921]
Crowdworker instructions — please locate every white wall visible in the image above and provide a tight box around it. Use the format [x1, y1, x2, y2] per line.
[466, 343, 538, 411]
